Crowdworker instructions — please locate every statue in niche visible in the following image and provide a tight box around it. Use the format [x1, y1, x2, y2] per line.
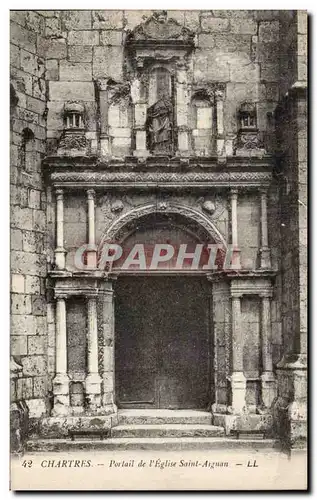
[146, 98, 173, 154]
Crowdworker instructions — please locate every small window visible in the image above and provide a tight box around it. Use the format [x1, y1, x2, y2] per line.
[20, 128, 35, 171]
[191, 92, 213, 156]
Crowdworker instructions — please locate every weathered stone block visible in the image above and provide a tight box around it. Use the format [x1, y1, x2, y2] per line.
[28, 189, 42, 209]
[258, 21, 279, 43]
[59, 61, 92, 81]
[11, 206, 34, 231]
[93, 46, 123, 80]
[33, 210, 46, 233]
[68, 45, 92, 63]
[32, 78, 46, 101]
[33, 376, 47, 398]
[230, 18, 257, 35]
[22, 231, 44, 254]
[11, 274, 25, 293]
[109, 127, 131, 138]
[25, 11, 44, 34]
[92, 10, 123, 29]
[11, 67, 33, 95]
[22, 355, 46, 376]
[68, 30, 99, 46]
[201, 16, 229, 33]
[62, 11, 92, 30]
[49, 81, 95, 101]
[31, 296, 46, 316]
[11, 229, 23, 250]
[21, 49, 45, 78]
[17, 377, 33, 400]
[26, 97, 46, 116]
[11, 336, 28, 356]
[297, 56, 307, 81]
[260, 61, 279, 81]
[25, 275, 41, 295]
[10, 11, 27, 27]
[11, 314, 36, 335]
[26, 398, 46, 418]
[11, 294, 32, 315]
[10, 21, 36, 53]
[230, 61, 259, 83]
[297, 11, 307, 34]
[10, 43, 20, 68]
[28, 336, 46, 355]
[38, 37, 67, 59]
[197, 34, 215, 49]
[184, 11, 200, 30]
[11, 250, 47, 277]
[100, 30, 123, 46]
[45, 17, 61, 38]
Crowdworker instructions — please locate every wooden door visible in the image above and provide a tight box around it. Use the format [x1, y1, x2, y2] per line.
[115, 276, 210, 409]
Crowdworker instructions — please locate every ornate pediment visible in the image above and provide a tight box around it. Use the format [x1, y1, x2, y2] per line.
[126, 10, 195, 47]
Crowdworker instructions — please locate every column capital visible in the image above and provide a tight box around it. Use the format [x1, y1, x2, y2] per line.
[230, 187, 239, 197]
[55, 292, 68, 300]
[56, 188, 64, 199]
[260, 187, 268, 196]
[231, 292, 243, 299]
[259, 290, 273, 299]
[87, 188, 96, 201]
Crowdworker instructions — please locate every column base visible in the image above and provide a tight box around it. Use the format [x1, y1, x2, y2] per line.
[229, 372, 246, 414]
[54, 247, 66, 270]
[274, 354, 307, 448]
[85, 373, 102, 409]
[52, 373, 70, 416]
[261, 371, 277, 409]
[259, 247, 272, 269]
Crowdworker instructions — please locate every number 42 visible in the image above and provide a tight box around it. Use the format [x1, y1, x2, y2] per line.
[22, 460, 33, 468]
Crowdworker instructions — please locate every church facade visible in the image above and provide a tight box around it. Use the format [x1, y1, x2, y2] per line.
[10, 10, 307, 450]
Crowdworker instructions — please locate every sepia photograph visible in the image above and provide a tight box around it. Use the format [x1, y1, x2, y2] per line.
[9, 7, 308, 490]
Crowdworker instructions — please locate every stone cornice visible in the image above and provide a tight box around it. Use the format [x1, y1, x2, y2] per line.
[49, 169, 272, 189]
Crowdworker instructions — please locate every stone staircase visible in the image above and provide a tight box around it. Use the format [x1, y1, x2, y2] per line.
[26, 410, 278, 451]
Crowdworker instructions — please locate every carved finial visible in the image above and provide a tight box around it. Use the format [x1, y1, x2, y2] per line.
[153, 10, 167, 23]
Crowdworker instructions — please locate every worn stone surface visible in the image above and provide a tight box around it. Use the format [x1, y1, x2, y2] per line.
[10, 9, 307, 451]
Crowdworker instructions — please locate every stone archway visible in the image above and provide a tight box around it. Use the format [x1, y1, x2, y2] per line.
[98, 203, 227, 410]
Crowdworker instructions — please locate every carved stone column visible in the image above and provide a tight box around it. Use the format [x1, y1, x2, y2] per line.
[85, 296, 102, 410]
[100, 280, 117, 414]
[215, 89, 225, 158]
[52, 295, 70, 415]
[98, 79, 110, 157]
[176, 64, 189, 156]
[230, 294, 246, 413]
[230, 188, 241, 269]
[259, 188, 272, 269]
[87, 189, 97, 269]
[260, 292, 276, 409]
[131, 76, 149, 158]
[54, 189, 66, 270]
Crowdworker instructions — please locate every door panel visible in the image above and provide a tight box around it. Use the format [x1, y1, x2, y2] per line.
[115, 276, 210, 409]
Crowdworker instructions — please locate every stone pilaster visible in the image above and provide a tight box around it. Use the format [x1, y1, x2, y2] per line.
[85, 297, 102, 410]
[52, 296, 69, 416]
[260, 292, 276, 409]
[98, 79, 110, 157]
[230, 294, 246, 413]
[131, 77, 149, 158]
[259, 188, 272, 269]
[215, 89, 225, 158]
[230, 188, 241, 269]
[176, 64, 189, 156]
[54, 189, 66, 270]
[87, 189, 97, 269]
[100, 280, 117, 414]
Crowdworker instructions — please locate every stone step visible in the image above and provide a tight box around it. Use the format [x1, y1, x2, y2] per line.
[111, 424, 224, 438]
[26, 437, 278, 452]
[118, 409, 212, 426]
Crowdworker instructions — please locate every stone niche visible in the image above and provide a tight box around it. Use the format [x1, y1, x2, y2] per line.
[234, 102, 266, 157]
[57, 101, 87, 156]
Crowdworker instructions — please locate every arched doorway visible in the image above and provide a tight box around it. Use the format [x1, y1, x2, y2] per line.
[99, 205, 227, 410]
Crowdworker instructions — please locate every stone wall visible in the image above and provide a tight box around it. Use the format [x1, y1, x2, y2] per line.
[41, 10, 284, 155]
[10, 11, 48, 420]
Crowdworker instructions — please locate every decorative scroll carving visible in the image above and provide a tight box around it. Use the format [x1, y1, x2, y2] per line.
[126, 10, 195, 45]
[99, 203, 227, 248]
